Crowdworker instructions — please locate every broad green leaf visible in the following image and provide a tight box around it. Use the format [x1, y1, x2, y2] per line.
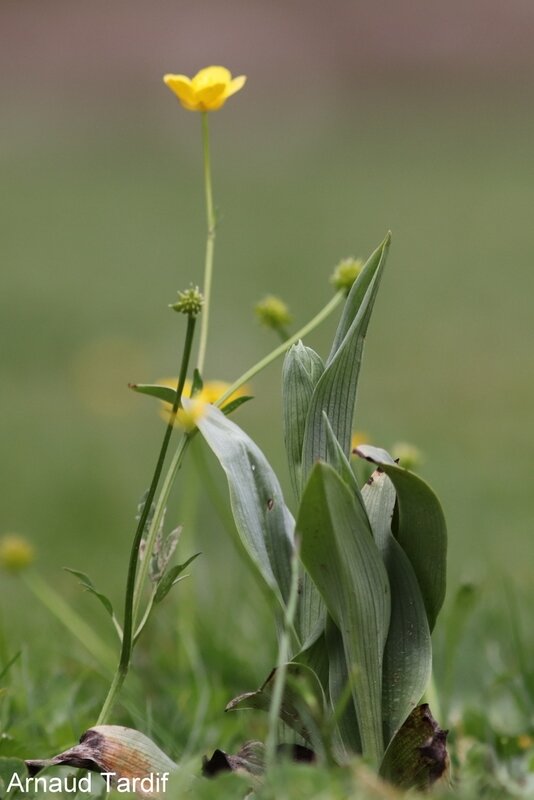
[154, 553, 201, 603]
[325, 617, 361, 758]
[282, 344, 326, 647]
[226, 663, 326, 748]
[380, 704, 450, 790]
[362, 470, 432, 746]
[297, 463, 390, 765]
[282, 341, 325, 501]
[296, 571, 326, 653]
[355, 445, 447, 631]
[193, 402, 294, 608]
[300, 234, 390, 489]
[322, 412, 361, 497]
[64, 568, 114, 618]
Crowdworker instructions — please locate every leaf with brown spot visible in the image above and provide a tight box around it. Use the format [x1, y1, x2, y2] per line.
[26, 726, 177, 799]
[202, 741, 265, 778]
[379, 704, 450, 790]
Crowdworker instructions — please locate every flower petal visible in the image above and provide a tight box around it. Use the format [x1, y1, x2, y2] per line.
[163, 74, 200, 110]
[192, 66, 231, 90]
[196, 83, 227, 110]
[225, 75, 247, 98]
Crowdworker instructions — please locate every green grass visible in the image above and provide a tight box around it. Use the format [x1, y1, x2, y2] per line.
[1, 90, 533, 796]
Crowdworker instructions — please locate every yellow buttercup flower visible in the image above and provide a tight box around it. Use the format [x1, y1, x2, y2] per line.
[176, 397, 209, 432]
[157, 378, 249, 430]
[163, 66, 246, 112]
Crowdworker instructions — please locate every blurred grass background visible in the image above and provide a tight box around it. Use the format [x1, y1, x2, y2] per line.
[1, 0, 533, 765]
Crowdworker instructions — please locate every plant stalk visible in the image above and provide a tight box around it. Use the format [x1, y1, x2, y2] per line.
[97, 314, 196, 724]
[197, 112, 216, 376]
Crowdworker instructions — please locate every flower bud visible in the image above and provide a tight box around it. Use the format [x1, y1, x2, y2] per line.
[170, 287, 204, 317]
[0, 534, 35, 573]
[254, 295, 292, 331]
[330, 257, 364, 295]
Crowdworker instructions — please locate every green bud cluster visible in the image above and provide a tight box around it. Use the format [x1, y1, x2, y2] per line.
[170, 286, 204, 316]
[330, 257, 364, 295]
[255, 295, 292, 330]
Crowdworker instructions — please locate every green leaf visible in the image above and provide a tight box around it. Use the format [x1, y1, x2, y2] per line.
[355, 445, 447, 631]
[379, 704, 450, 790]
[154, 553, 200, 603]
[220, 395, 254, 416]
[322, 412, 360, 497]
[191, 368, 203, 397]
[297, 462, 390, 765]
[362, 470, 432, 746]
[129, 383, 176, 404]
[64, 568, 114, 618]
[300, 234, 390, 490]
[325, 617, 362, 758]
[226, 663, 326, 749]
[282, 341, 325, 501]
[193, 402, 295, 609]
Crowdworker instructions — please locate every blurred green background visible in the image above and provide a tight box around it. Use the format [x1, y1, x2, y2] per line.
[1, 0, 533, 751]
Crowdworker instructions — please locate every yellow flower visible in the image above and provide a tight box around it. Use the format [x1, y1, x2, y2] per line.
[176, 397, 209, 432]
[163, 66, 246, 112]
[157, 378, 249, 430]
[0, 534, 35, 573]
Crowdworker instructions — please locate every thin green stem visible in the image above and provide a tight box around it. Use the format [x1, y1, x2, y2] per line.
[197, 112, 216, 376]
[216, 291, 344, 408]
[265, 538, 301, 769]
[97, 314, 197, 725]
